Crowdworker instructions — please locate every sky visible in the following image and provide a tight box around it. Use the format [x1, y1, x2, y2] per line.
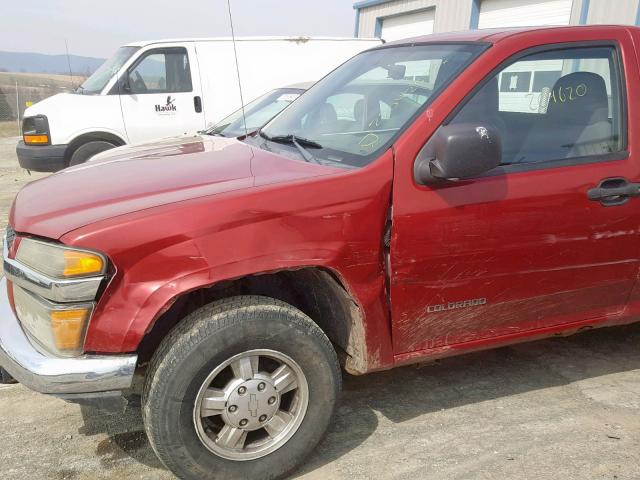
[1, 0, 357, 58]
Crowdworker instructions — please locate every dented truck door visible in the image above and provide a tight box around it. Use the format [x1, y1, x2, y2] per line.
[389, 33, 640, 356]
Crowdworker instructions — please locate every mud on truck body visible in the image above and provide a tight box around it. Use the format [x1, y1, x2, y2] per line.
[3, 25, 640, 479]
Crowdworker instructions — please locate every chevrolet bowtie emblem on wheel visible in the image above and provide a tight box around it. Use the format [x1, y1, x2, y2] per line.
[248, 394, 259, 417]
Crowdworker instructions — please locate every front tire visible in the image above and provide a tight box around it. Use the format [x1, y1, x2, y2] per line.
[68, 140, 115, 166]
[142, 296, 341, 480]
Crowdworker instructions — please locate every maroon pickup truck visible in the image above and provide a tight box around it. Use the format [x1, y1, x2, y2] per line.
[3, 25, 640, 479]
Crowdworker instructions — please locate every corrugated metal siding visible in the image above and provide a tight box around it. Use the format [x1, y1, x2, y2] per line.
[356, 0, 640, 36]
[357, 0, 436, 37]
[356, 0, 473, 37]
[434, 0, 476, 32]
[587, 0, 638, 24]
[568, 0, 583, 25]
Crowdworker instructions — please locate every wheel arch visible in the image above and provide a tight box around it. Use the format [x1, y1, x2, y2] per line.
[65, 131, 126, 163]
[136, 267, 371, 375]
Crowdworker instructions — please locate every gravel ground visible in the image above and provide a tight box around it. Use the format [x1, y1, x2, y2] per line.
[0, 138, 639, 479]
[0, 136, 46, 236]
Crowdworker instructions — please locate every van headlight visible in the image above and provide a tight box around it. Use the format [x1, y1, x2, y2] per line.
[12, 285, 93, 357]
[22, 115, 51, 145]
[15, 238, 106, 279]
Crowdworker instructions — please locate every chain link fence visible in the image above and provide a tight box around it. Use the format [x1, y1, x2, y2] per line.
[0, 85, 21, 138]
[0, 74, 85, 138]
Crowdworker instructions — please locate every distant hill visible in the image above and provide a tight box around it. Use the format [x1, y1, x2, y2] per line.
[0, 51, 105, 76]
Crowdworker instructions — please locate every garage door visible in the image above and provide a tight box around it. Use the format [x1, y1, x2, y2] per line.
[478, 0, 572, 29]
[381, 9, 435, 42]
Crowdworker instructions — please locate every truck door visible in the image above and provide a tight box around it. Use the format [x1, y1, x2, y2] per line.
[118, 45, 205, 144]
[390, 40, 640, 355]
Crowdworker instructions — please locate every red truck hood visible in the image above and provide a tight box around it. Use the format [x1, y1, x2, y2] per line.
[10, 135, 339, 239]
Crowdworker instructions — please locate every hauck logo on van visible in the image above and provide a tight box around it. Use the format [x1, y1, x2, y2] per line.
[155, 96, 177, 114]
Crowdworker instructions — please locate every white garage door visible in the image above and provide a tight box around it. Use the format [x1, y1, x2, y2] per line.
[381, 9, 435, 42]
[478, 0, 572, 29]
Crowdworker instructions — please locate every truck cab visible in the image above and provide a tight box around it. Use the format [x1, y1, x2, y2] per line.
[3, 25, 640, 480]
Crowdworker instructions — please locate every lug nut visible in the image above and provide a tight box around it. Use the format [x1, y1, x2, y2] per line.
[238, 386, 247, 395]
[257, 382, 266, 392]
[239, 419, 248, 427]
[228, 405, 238, 413]
[268, 396, 276, 405]
[259, 415, 267, 422]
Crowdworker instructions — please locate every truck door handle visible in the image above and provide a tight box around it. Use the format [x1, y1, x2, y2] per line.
[194, 96, 202, 113]
[587, 177, 640, 206]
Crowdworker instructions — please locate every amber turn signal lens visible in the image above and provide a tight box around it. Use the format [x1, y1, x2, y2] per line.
[63, 250, 105, 277]
[50, 308, 91, 351]
[23, 134, 49, 144]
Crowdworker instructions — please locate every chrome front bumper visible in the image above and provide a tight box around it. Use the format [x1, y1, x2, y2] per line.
[0, 277, 137, 394]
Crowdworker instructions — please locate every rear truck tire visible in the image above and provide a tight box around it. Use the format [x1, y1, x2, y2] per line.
[142, 296, 341, 480]
[68, 140, 115, 166]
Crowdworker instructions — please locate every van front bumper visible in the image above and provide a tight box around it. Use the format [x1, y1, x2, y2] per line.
[16, 141, 68, 172]
[0, 277, 137, 395]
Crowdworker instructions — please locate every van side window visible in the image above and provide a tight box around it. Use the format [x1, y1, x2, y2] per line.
[449, 46, 624, 166]
[128, 48, 192, 94]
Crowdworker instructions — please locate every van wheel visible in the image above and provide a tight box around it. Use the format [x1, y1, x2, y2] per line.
[142, 296, 341, 480]
[68, 140, 115, 166]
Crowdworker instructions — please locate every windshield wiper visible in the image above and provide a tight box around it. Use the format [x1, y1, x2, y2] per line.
[265, 134, 323, 149]
[259, 132, 322, 164]
[202, 130, 225, 137]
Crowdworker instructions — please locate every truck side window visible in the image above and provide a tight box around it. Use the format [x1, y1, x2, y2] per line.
[450, 46, 624, 166]
[128, 48, 192, 94]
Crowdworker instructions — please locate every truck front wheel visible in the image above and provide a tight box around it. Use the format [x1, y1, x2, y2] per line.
[142, 296, 341, 480]
[68, 140, 115, 166]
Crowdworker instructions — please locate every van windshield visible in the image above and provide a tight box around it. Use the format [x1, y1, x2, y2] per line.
[255, 43, 486, 168]
[78, 46, 140, 94]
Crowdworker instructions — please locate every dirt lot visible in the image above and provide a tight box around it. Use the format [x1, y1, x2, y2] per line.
[0, 139, 639, 479]
[0, 121, 20, 140]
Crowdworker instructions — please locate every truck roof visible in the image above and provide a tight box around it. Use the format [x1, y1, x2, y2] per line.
[384, 24, 639, 46]
[124, 36, 380, 48]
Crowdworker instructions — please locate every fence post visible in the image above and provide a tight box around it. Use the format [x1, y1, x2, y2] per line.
[15, 80, 20, 136]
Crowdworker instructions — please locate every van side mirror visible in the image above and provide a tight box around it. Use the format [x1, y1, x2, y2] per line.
[121, 73, 132, 93]
[414, 123, 502, 184]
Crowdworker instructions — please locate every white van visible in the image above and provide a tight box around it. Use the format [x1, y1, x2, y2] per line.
[16, 37, 380, 171]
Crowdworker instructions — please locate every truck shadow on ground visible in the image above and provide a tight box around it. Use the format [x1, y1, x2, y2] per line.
[78, 322, 640, 476]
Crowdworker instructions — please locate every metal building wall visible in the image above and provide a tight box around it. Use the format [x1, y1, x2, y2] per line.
[586, 0, 639, 24]
[566, 0, 584, 25]
[355, 0, 640, 38]
[355, 0, 473, 38]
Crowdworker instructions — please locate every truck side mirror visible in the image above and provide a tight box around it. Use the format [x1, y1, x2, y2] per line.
[414, 123, 502, 185]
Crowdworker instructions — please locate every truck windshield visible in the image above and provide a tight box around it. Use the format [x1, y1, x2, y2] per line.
[78, 46, 140, 94]
[207, 87, 305, 138]
[256, 43, 486, 168]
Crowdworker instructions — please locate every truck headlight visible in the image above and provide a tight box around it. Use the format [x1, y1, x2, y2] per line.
[12, 285, 93, 357]
[22, 115, 51, 145]
[15, 238, 106, 279]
